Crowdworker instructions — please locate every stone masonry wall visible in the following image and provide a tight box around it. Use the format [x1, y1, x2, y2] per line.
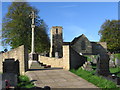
[92, 42, 107, 55]
[62, 45, 70, 70]
[39, 45, 70, 70]
[70, 47, 87, 69]
[0, 45, 28, 75]
[71, 35, 92, 55]
[39, 56, 63, 68]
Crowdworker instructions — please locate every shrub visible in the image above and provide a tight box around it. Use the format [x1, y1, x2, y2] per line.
[17, 75, 34, 88]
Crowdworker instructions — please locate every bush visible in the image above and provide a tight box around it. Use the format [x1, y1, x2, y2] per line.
[17, 75, 35, 88]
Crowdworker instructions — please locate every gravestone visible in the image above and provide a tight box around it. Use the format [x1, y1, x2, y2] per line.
[3, 59, 19, 75]
[2, 58, 19, 87]
[2, 73, 18, 87]
[55, 52, 59, 58]
[117, 77, 120, 86]
[115, 58, 120, 66]
[81, 61, 93, 71]
[92, 58, 97, 64]
[96, 53, 110, 76]
[109, 59, 115, 68]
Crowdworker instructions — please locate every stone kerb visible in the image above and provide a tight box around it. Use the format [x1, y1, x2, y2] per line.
[0, 45, 28, 75]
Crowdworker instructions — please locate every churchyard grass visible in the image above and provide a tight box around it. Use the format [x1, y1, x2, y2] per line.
[110, 67, 120, 73]
[114, 54, 120, 60]
[110, 67, 120, 77]
[17, 75, 35, 88]
[70, 68, 118, 88]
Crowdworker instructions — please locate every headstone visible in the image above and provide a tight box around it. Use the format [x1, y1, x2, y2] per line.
[2, 58, 19, 87]
[55, 52, 59, 58]
[109, 59, 115, 68]
[92, 58, 97, 64]
[115, 58, 120, 66]
[2, 73, 18, 87]
[96, 53, 110, 76]
[81, 61, 93, 71]
[110, 54, 114, 60]
[3, 59, 19, 75]
[117, 77, 120, 85]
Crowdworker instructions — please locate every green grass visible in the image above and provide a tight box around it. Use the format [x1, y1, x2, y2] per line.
[110, 67, 120, 77]
[84, 55, 92, 61]
[110, 67, 120, 73]
[114, 54, 120, 60]
[70, 68, 118, 88]
[17, 75, 35, 88]
[84, 55, 98, 62]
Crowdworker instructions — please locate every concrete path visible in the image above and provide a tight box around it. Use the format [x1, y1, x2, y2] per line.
[26, 68, 98, 89]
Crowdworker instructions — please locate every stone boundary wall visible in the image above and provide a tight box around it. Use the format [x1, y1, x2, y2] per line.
[70, 47, 87, 69]
[39, 56, 63, 68]
[39, 45, 70, 70]
[62, 45, 70, 70]
[0, 45, 28, 75]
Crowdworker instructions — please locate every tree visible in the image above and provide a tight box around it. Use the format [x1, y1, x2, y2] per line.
[2, 2, 50, 53]
[99, 20, 120, 53]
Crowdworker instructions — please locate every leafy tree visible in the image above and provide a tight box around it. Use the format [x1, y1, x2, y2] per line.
[99, 20, 120, 53]
[2, 2, 50, 53]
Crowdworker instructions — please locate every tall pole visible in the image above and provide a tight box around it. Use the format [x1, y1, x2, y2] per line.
[29, 11, 36, 53]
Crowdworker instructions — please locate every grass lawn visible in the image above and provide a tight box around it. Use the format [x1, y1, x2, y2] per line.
[70, 68, 119, 88]
[110, 67, 120, 77]
[114, 54, 120, 60]
[110, 67, 120, 73]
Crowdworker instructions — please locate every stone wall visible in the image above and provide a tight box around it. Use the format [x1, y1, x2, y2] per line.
[0, 45, 28, 75]
[39, 45, 70, 70]
[40, 44, 86, 70]
[91, 42, 107, 55]
[70, 47, 87, 69]
[62, 45, 70, 70]
[71, 35, 92, 55]
[39, 56, 63, 68]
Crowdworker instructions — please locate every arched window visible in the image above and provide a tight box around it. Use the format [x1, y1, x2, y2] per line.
[81, 41, 86, 50]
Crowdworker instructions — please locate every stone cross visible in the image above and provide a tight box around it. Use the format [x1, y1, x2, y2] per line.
[29, 11, 36, 53]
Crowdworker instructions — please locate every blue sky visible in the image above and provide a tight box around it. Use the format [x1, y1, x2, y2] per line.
[0, 2, 118, 51]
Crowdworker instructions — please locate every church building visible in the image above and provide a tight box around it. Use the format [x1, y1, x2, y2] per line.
[50, 26, 107, 58]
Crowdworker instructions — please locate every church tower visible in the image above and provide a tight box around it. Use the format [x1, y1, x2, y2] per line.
[50, 26, 63, 58]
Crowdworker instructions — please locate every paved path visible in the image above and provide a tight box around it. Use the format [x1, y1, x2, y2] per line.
[26, 69, 98, 88]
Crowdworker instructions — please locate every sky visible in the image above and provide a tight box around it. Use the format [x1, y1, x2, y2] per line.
[0, 1, 118, 51]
